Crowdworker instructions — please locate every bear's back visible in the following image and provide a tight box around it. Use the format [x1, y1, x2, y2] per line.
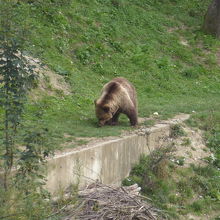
[100, 77, 136, 109]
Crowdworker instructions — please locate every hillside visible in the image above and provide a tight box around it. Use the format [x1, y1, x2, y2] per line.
[1, 0, 220, 151]
[1, 0, 220, 219]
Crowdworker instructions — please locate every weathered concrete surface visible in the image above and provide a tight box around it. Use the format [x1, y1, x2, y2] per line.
[46, 114, 190, 194]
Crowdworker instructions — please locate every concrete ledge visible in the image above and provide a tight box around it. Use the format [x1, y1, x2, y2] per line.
[46, 114, 190, 194]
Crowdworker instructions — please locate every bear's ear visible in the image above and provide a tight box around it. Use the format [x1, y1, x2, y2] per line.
[102, 106, 110, 113]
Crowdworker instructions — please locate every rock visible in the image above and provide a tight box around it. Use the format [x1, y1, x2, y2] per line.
[203, 0, 220, 38]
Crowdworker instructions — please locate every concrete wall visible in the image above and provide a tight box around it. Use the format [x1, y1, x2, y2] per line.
[46, 114, 189, 194]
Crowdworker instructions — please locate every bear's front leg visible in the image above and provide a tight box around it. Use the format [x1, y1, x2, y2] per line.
[105, 118, 113, 125]
[111, 112, 120, 125]
[126, 108, 138, 126]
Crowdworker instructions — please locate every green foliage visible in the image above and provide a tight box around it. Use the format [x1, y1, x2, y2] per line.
[125, 111, 220, 218]
[0, 44, 37, 121]
[123, 146, 175, 199]
[170, 124, 186, 138]
[0, 2, 56, 219]
[207, 131, 220, 168]
[123, 147, 181, 218]
[15, 128, 52, 191]
[188, 111, 220, 169]
[173, 156, 185, 166]
[0, 181, 52, 220]
[125, 153, 220, 218]
[181, 138, 191, 146]
[0, 123, 65, 219]
[0, 0, 218, 142]
[0, 0, 220, 218]
[0, 41, 37, 190]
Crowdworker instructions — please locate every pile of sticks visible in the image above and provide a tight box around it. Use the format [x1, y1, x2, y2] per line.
[63, 182, 159, 220]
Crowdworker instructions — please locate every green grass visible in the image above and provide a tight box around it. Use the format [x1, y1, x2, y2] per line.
[123, 110, 220, 219]
[123, 153, 220, 219]
[1, 1, 220, 218]
[0, 0, 220, 151]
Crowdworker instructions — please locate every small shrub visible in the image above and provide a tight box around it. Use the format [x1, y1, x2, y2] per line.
[170, 124, 186, 138]
[154, 159, 169, 179]
[181, 66, 206, 79]
[169, 194, 180, 204]
[177, 180, 193, 198]
[123, 145, 176, 216]
[54, 65, 69, 76]
[190, 200, 204, 213]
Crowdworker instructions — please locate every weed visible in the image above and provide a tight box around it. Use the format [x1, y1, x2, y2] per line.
[181, 138, 191, 146]
[191, 146, 196, 151]
[123, 146, 179, 217]
[173, 156, 185, 166]
[170, 124, 186, 138]
[188, 111, 220, 169]
[190, 199, 205, 213]
[125, 109, 220, 218]
[142, 119, 155, 127]
[177, 180, 193, 198]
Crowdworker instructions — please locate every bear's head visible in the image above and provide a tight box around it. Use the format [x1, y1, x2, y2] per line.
[94, 101, 112, 126]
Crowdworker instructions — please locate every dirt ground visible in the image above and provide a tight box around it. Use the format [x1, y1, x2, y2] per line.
[171, 124, 211, 167]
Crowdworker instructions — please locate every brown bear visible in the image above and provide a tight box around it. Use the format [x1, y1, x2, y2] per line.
[95, 77, 138, 127]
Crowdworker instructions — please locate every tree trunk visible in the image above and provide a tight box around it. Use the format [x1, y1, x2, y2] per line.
[203, 0, 220, 38]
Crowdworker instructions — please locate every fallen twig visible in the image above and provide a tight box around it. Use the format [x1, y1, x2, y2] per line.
[62, 182, 160, 220]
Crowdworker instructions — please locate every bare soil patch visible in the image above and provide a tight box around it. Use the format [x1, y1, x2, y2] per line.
[171, 124, 210, 167]
[24, 55, 71, 99]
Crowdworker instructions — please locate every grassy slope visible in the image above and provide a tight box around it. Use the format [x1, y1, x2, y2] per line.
[0, 1, 220, 219]
[1, 0, 220, 149]
[123, 112, 220, 219]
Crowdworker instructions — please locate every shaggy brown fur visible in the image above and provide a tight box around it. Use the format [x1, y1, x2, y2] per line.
[95, 77, 138, 126]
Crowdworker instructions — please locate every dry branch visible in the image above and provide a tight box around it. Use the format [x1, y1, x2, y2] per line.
[62, 182, 160, 220]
